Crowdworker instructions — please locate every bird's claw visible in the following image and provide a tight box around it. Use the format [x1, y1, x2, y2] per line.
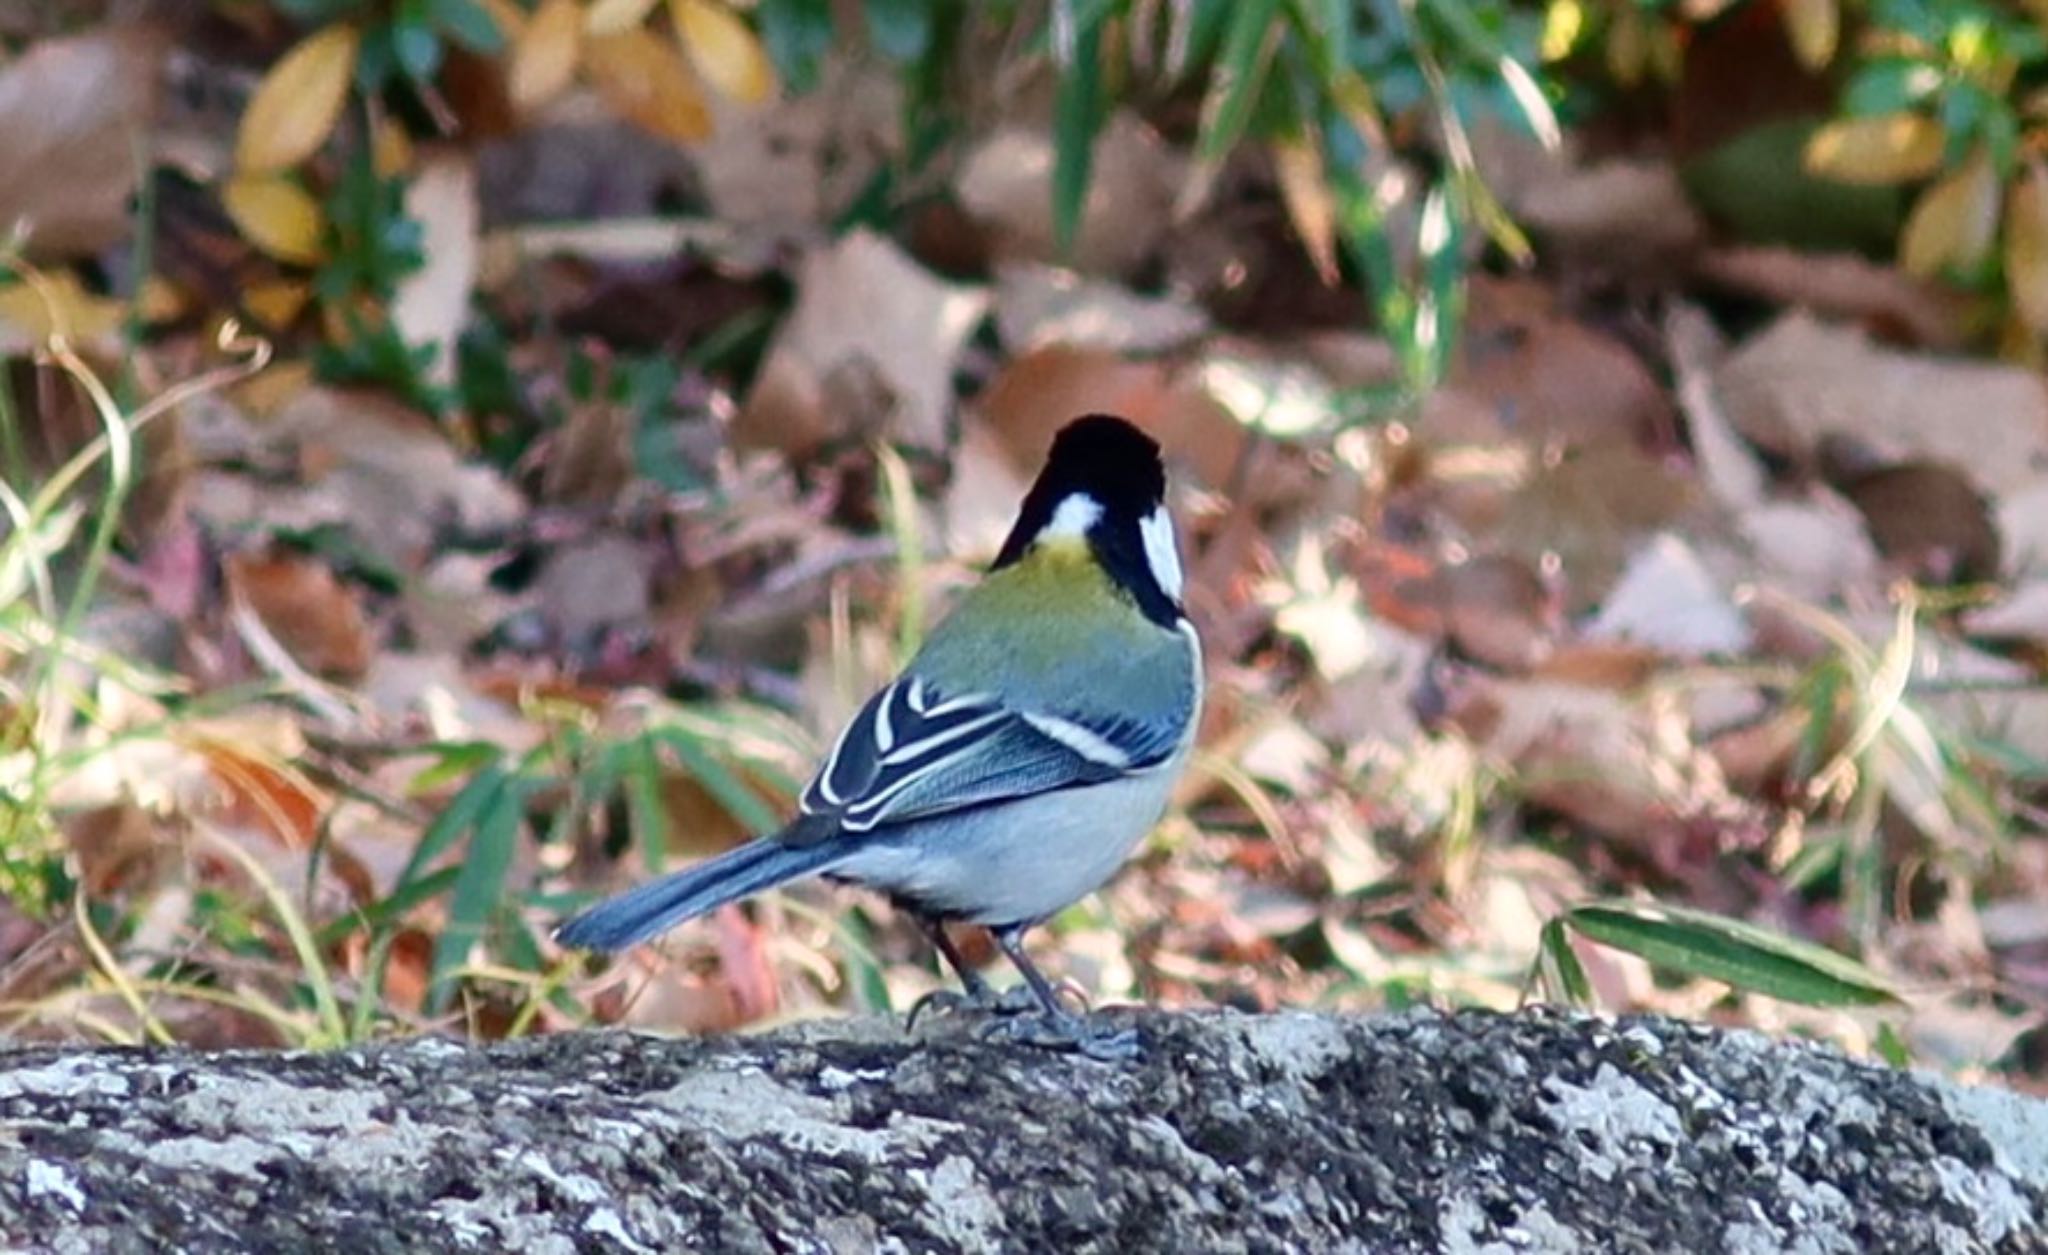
[906, 982, 1045, 1032]
[974, 1011, 1142, 1062]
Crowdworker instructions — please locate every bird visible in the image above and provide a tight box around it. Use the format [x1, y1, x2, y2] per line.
[556, 413, 1202, 1058]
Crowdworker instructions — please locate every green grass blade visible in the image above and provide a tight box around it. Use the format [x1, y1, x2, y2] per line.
[1051, 15, 1104, 256]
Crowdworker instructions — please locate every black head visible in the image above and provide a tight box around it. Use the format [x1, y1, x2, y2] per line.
[992, 414, 1184, 625]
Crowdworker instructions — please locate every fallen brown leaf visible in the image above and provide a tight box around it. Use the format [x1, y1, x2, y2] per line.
[224, 550, 375, 681]
[0, 27, 164, 257]
[738, 229, 988, 456]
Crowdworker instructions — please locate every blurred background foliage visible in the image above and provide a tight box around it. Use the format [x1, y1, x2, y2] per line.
[3, 0, 2047, 1085]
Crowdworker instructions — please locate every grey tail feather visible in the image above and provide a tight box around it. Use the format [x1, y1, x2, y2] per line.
[554, 837, 846, 953]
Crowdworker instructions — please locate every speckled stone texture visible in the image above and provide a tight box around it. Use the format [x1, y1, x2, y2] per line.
[0, 1007, 2042, 1253]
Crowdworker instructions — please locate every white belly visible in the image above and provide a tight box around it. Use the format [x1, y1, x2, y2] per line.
[830, 753, 1184, 925]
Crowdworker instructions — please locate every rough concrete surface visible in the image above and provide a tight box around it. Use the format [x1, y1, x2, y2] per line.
[0, 1007, 2042, 1252]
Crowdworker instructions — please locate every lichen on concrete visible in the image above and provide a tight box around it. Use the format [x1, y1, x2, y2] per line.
[0, 1007, 2041, 1252]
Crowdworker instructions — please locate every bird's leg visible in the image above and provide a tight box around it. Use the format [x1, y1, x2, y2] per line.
[978, 925, 1141, 1061]
[905, 917, 1036, 1028]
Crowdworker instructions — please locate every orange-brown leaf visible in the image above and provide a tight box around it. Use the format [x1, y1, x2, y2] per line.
[510, 0, 583, 111]
[225, 550, 374, 680]
[2007, 161, 2048, 334]
[1271, 134, 1339, 286]
[583, 28, 713, 144]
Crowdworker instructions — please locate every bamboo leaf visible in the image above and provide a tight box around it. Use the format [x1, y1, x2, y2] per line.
[1272, 132, 1339, 285]
[1566, 900, 1900, 1008]
[1536, 917, 1595, 1008]
[1194, 0, 1280, 163]
[427, 776, 530, 1011]
[1051, 15, 1104, 255]
[653, 726, 783, 835]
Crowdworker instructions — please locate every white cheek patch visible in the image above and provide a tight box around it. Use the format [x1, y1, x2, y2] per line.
[1041, 493, 1105, 540]
[1139, 504, 1184, 601]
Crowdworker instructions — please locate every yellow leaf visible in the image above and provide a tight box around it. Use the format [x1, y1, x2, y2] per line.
[1900, 146, 1999, 277]
[234, 24, 360, 175]
[583, 29, 712, 144]
[243, 278, 313, 330]
[223, 174, 327, 265]
[0, 269, 127, 344]
[2006, 162, 2048, 334]
[587, 0, 661, 35]
[1606, 6, 1647, 87]
[136, 274, 189, 324]
[230, 358, 316, 418]
[1271, 135, 1338, 286]
[1803, 113, 1944, 186]
[373, 116, 414, 178]
[669, 0, 775, 105]
[1648, 20, 1684, 84]
[1780, 0, 1838, 71]
[511, 0, 584, 112]
[1541, 0, 1584, 62]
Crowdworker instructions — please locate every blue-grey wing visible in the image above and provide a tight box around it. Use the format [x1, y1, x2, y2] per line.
[797, 676, 1182, 835]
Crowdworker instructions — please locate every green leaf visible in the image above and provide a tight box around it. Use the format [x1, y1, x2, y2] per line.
[1536, 917, 1595, 1008]
[427, 776, 531, 1011]
[393, 1, 444, 82]
[315, 865, 462, 948]
[837, 909, 895, 1012]
[864, 0, 933, 63]
[1844, 58, 1940, 115]
[1283, 0, 1353, 84]
[653, 726, 783, 836]
[1565, 900, 1900, 1008]
[623, 733, 671, 874]
[1874, 1020, 1913, 1068]
[1051, 15, 1105, 258]
[429, 0, 505, 53]
[757, 0, 835, 93]
[275, 0, 360, 19]
[407, 741, 504, 794]
[396, 762, 505, 891]
[1195, 0, 1281, 162]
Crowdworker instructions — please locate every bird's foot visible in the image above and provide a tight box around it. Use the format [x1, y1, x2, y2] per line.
[904, 981, 1040, 1031]
[975, 1010, 1141, 1062]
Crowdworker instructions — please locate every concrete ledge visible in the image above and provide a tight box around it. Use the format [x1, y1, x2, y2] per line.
[2, 1007, 2043, 1252]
